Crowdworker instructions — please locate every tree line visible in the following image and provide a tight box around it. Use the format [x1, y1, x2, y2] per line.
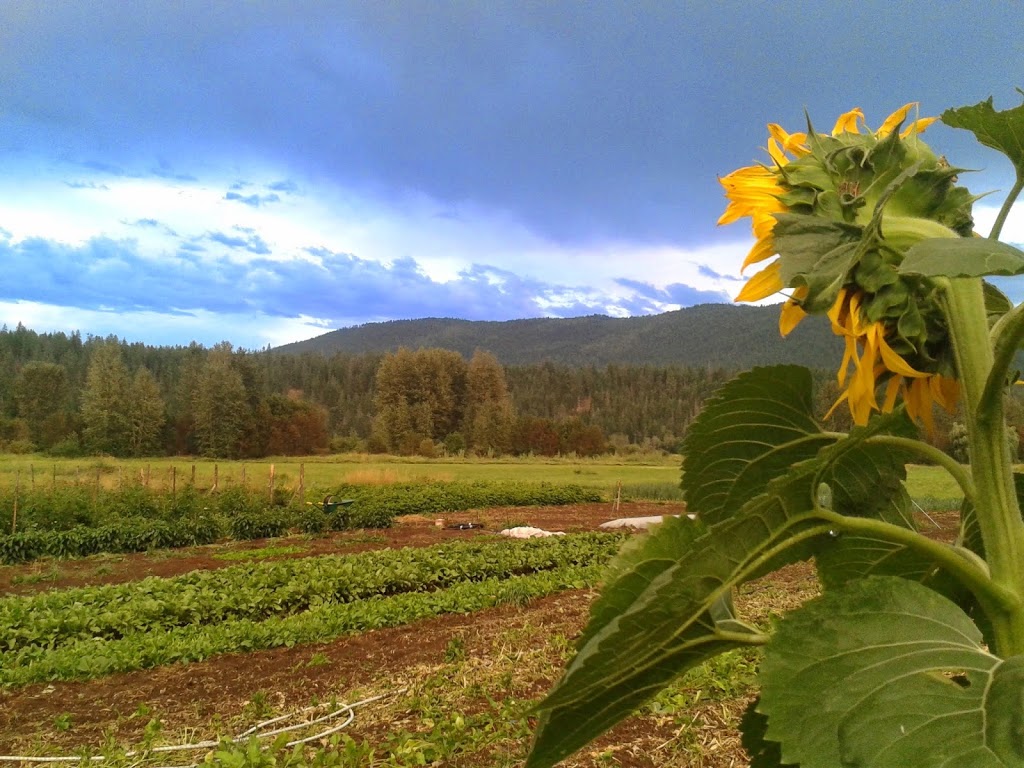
[4, 322, 950, 459]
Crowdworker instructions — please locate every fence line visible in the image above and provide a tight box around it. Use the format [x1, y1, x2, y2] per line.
[1, 463, 311, 513]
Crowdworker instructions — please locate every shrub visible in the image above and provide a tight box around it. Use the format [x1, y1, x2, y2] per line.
[297, 505, 329, 534]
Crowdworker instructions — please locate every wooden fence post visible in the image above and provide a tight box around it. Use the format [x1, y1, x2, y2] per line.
[12, 470, 20, 535]
[191, 464, 196, 486]
[172, 466, 177, 500]
[269, 463, 275, 503]
[212, 464, 219, 492]
[29, 464, 34, 491]
[298, 463, 305, 500]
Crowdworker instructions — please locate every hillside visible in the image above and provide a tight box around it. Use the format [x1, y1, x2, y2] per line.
[273, 303, 843, 368]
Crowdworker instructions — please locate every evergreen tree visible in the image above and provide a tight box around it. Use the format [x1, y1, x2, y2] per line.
[81, 343, 131, 455]
[126, 367, 166, 456]
[193, 343, 249, 458]
[372, 348, 468, 453]
[12, 361, 70, 449]
[464, 350, 514, 454]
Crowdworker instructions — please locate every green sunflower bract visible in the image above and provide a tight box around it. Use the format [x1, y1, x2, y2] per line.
[723, 103, 977, 429]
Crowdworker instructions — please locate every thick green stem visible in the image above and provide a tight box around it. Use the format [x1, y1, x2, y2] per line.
[990, 172, 1024, 241]
[985, 300, 1024, 411]
[940, 277, 1024, 655]
[863, 434, 976, 503]
[715, 629, 770, 646]
[816, 509, 1016, 614]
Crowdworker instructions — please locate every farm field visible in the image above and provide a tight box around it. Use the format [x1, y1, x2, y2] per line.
[0, 456, 967, 767]
[0, 454, 681, 496]
[0, 452, 966, 507]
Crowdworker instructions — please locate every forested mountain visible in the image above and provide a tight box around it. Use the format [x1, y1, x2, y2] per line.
[273, 304, 844, 368]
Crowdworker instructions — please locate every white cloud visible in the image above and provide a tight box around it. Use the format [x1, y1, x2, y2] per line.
[973, 202, 1024, 244]
[0, 300, 331, 349]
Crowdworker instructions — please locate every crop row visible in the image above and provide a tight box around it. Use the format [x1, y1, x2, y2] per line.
[335, 480, 603, 521]
[0, 533, 622, 657]
[0, 563, 602, 687]
[0, 481, 603, 564]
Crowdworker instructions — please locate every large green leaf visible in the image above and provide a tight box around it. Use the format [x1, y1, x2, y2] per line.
[759, 576, 1022, 768]
[529, 412, 914, 767]
[900, 237, 1024, 278]
[527, 468, 826, 768]
[528, 367, 937, 768]
[681, 365, 833, 526]
[943, 93, 1024, 175]
[740, 697, 796, 768]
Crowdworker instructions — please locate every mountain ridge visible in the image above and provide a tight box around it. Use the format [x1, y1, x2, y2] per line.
[274, 303, 843, 369]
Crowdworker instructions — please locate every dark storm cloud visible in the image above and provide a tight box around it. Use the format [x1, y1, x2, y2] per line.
[4, 2, 1019, 246]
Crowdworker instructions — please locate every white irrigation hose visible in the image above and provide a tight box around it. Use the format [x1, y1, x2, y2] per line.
[0, 692, 394, 766]
[911, 498, 943, 529]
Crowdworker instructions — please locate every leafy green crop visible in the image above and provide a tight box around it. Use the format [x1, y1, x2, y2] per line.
[0, 481, 600, 564]
[0, 562, 608, 686]
[0, 533, 622, 658]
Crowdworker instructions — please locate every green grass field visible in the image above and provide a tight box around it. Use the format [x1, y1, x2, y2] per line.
[0, 452, 969, 508]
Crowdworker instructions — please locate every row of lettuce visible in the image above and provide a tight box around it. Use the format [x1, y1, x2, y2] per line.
[0, 532, 623, 686]
[0, 481, 602, 564]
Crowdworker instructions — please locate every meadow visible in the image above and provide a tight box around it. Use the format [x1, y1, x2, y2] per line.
[0, 452, 965, 507]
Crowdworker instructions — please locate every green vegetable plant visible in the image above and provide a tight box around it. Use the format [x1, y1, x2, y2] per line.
[529, 92, 1024, 766]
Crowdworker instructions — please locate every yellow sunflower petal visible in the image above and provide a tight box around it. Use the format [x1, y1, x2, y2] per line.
[877, 103, 915, 137]
[931, 375, 960, 412]
[779, 286, 809, 336]
[735, 260, 783, 302]
[900, 116, 939, 138]
[836, 335, 857, 387]
[905, 377, 936, 435]
[824, 389, 849, 421]
[827, 288, 850, 336]
[767, 138, 789, 167]
[766, 124, 810, 157]
[882, 375, 902, 413]
[741, 235, 777, 272]
[876, 333, 928, 378]
[832, 108, 864, 135]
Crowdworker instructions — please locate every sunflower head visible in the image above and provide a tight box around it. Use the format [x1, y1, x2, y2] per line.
[720, 104, 976, 428]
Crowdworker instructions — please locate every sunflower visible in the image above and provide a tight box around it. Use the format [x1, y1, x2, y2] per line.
[720, 104, 967, 428]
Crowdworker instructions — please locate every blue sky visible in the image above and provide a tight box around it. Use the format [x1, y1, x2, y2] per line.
[2, 2, 1023, 349]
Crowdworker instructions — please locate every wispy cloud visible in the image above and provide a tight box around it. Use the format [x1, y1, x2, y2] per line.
[206, 229, 272, 255]
[224, 191, 281, 208]
[64, 180, 110, 190]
